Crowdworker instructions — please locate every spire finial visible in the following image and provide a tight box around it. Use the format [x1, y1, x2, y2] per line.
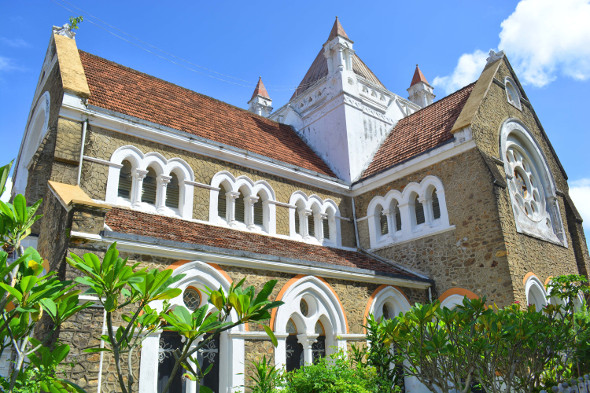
[327, 16, 349, 41]
[410, 64, 429, 87]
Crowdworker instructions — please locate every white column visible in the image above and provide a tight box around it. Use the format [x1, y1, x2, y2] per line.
[297, 334, 315, 365]
[246, 195, 259, 230]
[421, 196, 433, 227]
[302, 209, 313, 239]
[157, 174, 171, 211]
[138, 333, 160, 393]
[132, 169, 148, 207]
[398, 202, 412, 237]
[227, 191, 239, 225]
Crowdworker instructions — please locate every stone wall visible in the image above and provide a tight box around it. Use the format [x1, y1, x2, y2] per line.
[470, 60, 588, 302]
[355, 149, 513, 306]
[80, 126, 356, 247]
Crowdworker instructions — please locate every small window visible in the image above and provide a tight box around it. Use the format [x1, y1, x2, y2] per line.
[414, 196, 425, 225]
[118, 160, 132, 199]
[183, 287, 201, 311]
[323, 217, 330, 240]
[166, 173, 180, 209]
[380, 209, 389, 235]
[295, 209, 301, 235]
[432, 190, 441, 220]
[234, 193, 245, 223]
[218, 185, 227, 220]
[505, 78, 522, 110]
[393, 202, 402, 231]
[253, 195, 264, 226]
[142, 167, 157, 204]
[308, 213, 315, 238]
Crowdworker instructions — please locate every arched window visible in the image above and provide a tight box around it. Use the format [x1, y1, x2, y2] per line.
[289, 192, 342, 246]
[234, 192, 245, 223]
[380, 208, 389, 236]
[118, 160, 133, 200]
[413, 194, 425, 225]
[524, 274, 547, 312]
[253, 193, 264, 226]
[217, 182, 229, 221]
[139, 261, 244, 393]
[142, 167, 158, 205]
[501, 120, 566, 245]
[505, 77, 522, 110]
[431, 190, 441, 220]
[165, 172, 180, 209]
[273, 276, 347, 370]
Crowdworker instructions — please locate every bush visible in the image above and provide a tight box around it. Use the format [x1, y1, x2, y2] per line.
[283, 351, 393, 393]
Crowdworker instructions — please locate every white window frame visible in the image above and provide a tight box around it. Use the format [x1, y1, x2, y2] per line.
[366, 175, 450, 249]
[209, 171, 276, 234]
[500, 119, 567, 246]
[524, 274, 548, 311]
[504, 77, 522, 111]
[273, 276, 347, 370]
[138, 261, 245, 393]
[105, 145, 195, 219]
[289, 192, 341, 247]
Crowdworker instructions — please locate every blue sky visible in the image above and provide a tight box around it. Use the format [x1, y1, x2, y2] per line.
[1, 0, 589, 239]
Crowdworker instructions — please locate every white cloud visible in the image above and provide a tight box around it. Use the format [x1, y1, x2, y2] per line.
[0, 56, 16, 72]
[499, 0, 590, 87]
[432, 50, 488, 95]
[0, 37, 29, 48]
[433, 0, 590, 94]
[1, 178, 12, 203]
[570, 178, 590, 232]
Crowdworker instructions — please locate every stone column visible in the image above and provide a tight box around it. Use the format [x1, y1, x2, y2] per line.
[157, 174, 171, 211]
[297, 334, 315, 365]
[246, 195, 259, 230]
[226, 191, 239, 225]
[132, 168, 148, 207]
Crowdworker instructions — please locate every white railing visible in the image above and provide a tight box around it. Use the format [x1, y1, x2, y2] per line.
[541, 375, 590, 393]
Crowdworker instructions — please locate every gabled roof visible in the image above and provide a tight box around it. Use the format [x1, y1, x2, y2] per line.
[361, 82, 475, 179]
[250, 77, 270, 100]
[105, 208, 427, 282]
[291, 49, 387, 99]
[410, 64, 429, 87]
[78, 51, 335, 177]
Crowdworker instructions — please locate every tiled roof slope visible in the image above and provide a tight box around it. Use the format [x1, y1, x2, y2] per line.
[78, 51, 335, 177]
[291, 49, 386, 99]
[361, 82, 475, 179]
[105, 208, 423, 280]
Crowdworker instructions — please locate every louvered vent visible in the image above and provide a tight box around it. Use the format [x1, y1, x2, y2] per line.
[235, 193, 245, 223]
[142, 167, 157, 204]
[218, 187, 227, 220]
[394, 203, 402, 231]
[118, 160, 132, 199]
[323, 218, 330, 240]
[166, 173, 180, 209]
[254, 197, 264, 226]
[380, 210, 388, 235]
[295, 210, 301, 235]
[308, 214, 315, 238]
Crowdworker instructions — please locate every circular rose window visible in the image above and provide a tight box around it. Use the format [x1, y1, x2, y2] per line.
[505, 146, 545, 222]
[183, 287, 201, 311]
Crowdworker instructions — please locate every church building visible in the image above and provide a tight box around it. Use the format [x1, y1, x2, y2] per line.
[11, 18, 589, 392]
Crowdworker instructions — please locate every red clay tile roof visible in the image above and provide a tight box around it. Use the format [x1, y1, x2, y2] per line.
[105, 207, 424, 280]
[361, 82, 475, 179]
[78, 51, 334, 177]
[410, 64, 429, 87]
[250, 77, 270, 100]
[327, 17, 349, 41]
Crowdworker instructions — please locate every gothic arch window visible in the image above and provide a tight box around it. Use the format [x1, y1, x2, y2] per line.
[501, 120, 566, 246]
[365, 176, 451, 249]
[117, 160, 133, 200]
[438, 288, 479, 310]
[366, 286, 411, 322]
[273, 276, 347, 370]
[505, 77, 522, 110]
[289, 192, 342, 247]
[524, 274, 548, 311]
[139, 261, 244, 393]
[209, 171, 276, 234]
[106, 146, 195, 219]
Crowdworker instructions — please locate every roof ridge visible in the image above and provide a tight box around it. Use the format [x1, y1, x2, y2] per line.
[78, 50, 280, 125]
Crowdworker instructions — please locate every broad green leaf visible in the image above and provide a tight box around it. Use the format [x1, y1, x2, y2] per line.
[263, 325, 278, 347]
[13, 194, 26, 222]
[0, 283, 22, 301]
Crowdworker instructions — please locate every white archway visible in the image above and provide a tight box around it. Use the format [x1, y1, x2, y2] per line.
[138, 261, 244, 393]
[273, 276, 347, 369]
[524, 274, 548, 311]
[288, 191, 341, 246]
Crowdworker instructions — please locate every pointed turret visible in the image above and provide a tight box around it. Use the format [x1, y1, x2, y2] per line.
[248, 77, 272, 117]
[326, 16, 350, 41]
[407, 64, 435, 107]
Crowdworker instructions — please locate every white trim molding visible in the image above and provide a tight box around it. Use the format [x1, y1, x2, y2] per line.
[500, 119, 567, 246]
[364, 175, 451, 249]
[524, 274, 548, 311]
[288, 191, 342, 247]
[209, 171, 277, 234]
[105, 145, 195, 219]
[139, 261, 244, 393]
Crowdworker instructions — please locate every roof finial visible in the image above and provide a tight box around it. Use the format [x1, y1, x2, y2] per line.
[327, 16, 349, 41]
